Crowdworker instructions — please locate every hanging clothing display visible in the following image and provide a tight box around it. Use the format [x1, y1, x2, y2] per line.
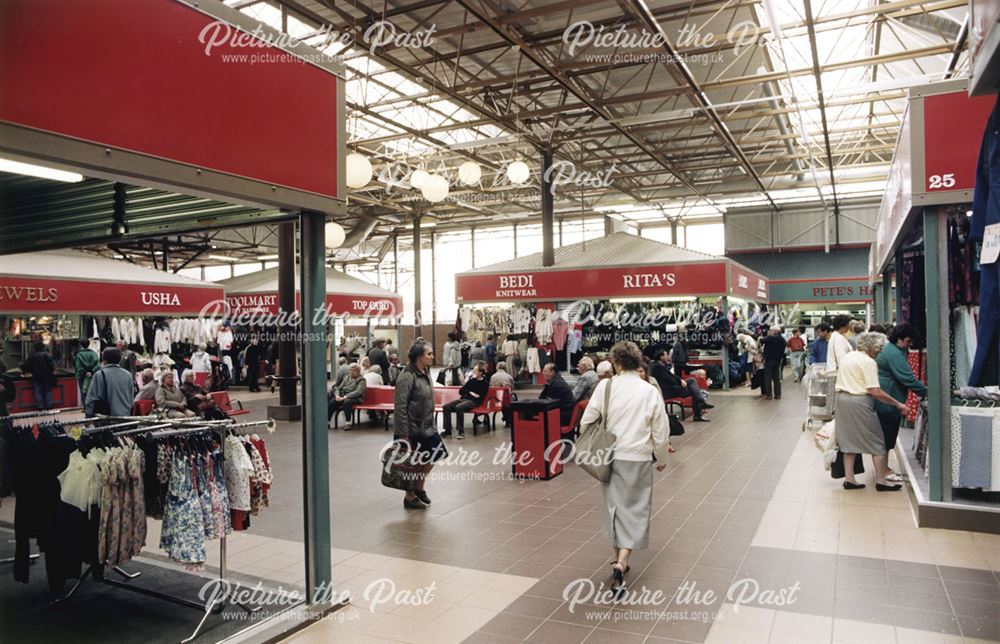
[970, 98, 1000, 387]
[949, 405, 1000, 491]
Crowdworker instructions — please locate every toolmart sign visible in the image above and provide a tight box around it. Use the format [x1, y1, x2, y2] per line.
[769, 278, 873, 304]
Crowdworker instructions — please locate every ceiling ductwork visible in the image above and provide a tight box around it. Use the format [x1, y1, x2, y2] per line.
[896, 12, 962, 43]
[339, 217, 379, 249]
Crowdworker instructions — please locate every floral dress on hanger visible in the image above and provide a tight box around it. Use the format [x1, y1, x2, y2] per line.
[159, 452, 206, 568]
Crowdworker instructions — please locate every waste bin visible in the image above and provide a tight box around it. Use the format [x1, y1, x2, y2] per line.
[510, 398, 563, 480]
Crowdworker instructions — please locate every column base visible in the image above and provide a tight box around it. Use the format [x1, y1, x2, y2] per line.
[267, 404, 302, 422]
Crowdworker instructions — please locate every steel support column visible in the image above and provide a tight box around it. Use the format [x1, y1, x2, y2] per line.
[393, 233, 401, 349]
[670, 220, 678, 245]
[513, 223, 519, 258]
[470, 228, 476, 269]
[413, 214, 423, 341]
[541, 150, 555, 267]
[894, 251, 904, 323]
[162, 241, 169, 272]
[269, 221, 301, 421]
[299, 210, 331, 602]
[924, 208, 951, 502]
[721, 297, 730, 390]
[431, 230, 438, 355]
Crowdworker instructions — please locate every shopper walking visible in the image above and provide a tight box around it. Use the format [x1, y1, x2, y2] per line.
[572, 357, 599, 401]
[736, 332, 757, 385]
[826, 316, 854, 372]
[876, 323, 927, 482]
[393, 340, 445, 509]
[328, 363, 367, 430]
[24, 342, 56, 410]
[760, 327, 787, 400]
[442, 333, 462, 372]
[368, 339, 390, 385]
[579, 341, 669, 590]
[85, 347, 134, 417]
[441, 361, 488, 439]
[787, 328, 807, 382]
[484, 334, 497, 374]
[834, 333, 909, 491]
[76, 338, 101, 398]
[809, 323, 831, 365]
[244, 336, 263, 392]
[156, 371, 195, 418]
[670, 332, 689, 378]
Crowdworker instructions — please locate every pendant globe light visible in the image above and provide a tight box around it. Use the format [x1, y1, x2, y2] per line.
[345, 152, 373, 188]
[458, 161, 482, 186]
[410, 168, 430, 190]
[421, 174, 450, 203]
[506, 160, 530, 184]
[324, 222, 346, 249]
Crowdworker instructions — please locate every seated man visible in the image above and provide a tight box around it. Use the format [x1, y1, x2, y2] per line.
[649, 349, 709, 422]
[180, 369, 228, 420]
[328, 363, 366, 430]
[572, 357, 599, 401]
[441, 361, 489, 439]
[135, 368, 158, 403]
[539, 363, 576, 427]
[489, 361, 516, 427]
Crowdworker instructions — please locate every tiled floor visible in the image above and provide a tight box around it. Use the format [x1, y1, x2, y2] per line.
[5, 381, 1000, 643]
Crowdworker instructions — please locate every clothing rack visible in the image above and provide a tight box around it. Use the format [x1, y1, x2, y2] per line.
[0, 407, 81, 422]
[53, 418, 260, 642]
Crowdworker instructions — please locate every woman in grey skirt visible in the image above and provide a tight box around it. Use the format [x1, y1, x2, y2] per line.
[834, 332, 909, 491]
[580, 341, 670, 589]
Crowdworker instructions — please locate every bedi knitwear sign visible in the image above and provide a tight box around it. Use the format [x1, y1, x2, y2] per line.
[455, 263, 727, 302]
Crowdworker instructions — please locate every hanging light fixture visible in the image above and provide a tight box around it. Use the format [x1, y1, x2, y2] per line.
[506, 160, 530, 184]
[458, 161, 482, 186]
[410, 168, 430, 190]
[421, 174, 450, 203]
[345, 152, 373, 188]
[325, 222, 346, 248]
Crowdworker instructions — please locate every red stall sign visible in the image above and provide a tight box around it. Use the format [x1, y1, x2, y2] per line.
[922, 91, 994, 193]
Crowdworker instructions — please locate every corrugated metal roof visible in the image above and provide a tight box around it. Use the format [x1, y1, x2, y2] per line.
[217, 267, 399, 298]
[0, 250, 217, 288]
[466, 232, 721, 274]
[728, 248, 870, 280]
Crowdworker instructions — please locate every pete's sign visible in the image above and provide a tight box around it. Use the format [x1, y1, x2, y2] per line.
[769, 278, 873, 304]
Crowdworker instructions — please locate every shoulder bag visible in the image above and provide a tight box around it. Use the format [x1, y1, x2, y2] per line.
[379, 372, 421, 491]
[576, 380, 616, 482]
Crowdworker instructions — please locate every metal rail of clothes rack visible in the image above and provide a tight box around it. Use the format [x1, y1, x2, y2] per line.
[1, 412, 277, 643]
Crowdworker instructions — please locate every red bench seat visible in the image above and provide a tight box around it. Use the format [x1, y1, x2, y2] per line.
[209, 390, 249, 416]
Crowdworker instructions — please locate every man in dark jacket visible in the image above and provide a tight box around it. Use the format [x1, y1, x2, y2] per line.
[650, 349, 709, 421]
[85, 348, 135, 417]
[368, 339, 390, 385]
[244, 336, 263, 392]
[442, 361, 489, 439]
[539, 363, 576, 426]
[24, 342, 56, 410]
[760, 327, 787, 399]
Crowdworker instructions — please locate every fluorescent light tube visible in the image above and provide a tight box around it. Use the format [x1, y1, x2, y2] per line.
[0, 158, 83, 183]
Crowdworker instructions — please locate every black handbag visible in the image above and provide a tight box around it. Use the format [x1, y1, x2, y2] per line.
[668, 413, 685, 436]
[830, 451, 865, 479]
[380, 439, 421, 491]
[750, 369, 764, 390]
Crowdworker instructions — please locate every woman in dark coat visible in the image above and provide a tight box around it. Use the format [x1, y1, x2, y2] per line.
[392, 341, 447, 510]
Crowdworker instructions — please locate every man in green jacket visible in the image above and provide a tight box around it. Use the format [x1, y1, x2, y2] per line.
[75, 338, 101, 397]
[876, 323, 927, 481]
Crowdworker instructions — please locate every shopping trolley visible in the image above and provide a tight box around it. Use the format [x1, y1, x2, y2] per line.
[802, 363, 835, 431]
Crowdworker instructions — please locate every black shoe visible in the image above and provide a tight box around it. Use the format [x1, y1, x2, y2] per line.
[457, 431, 465, 439]
[843, 481, 866, 490]
[775, 396, 781, 400]
[404, 497, 428, 510]
[415, 490, 431, 505]
[703, 404, 715, 409]
[876, 483, 902, 492]
[693, 416, 709, 422]
[441, 430, 453, 438]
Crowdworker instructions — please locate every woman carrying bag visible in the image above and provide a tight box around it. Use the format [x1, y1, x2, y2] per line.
[392, 341, 447, 510]
[578, 341, 670, 590]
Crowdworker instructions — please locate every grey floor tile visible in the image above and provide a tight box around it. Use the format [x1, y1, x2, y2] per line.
[885, 559, 940, 579]
[958, 615, 1000, 641]
[892, 606, 961, 635]
[887, 573, 945, 594]
[835, 597, 895, 624]
[937, 564, 1000, 585]
[584, 627, 648, 643]
[889, 588, 949, 612]
[479, 612, 546, 639]
[947, 593, 1000, 619]
[837, 554, 888, 572]
[525, 619, 594, 644]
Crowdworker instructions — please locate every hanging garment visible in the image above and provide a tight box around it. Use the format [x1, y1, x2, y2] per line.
[224, 435, 253, 512]
[159, 452, 206, 566]
[970, 95, 1000, 387]
[525, 347, 541, 373]
[552, 317, 569, 351]
[954, 307, 977, 388]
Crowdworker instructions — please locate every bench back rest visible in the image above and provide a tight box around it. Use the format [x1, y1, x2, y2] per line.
[566, 399, 589, 430]
[434, 386, 462, 406]
[133, 399, 156, 416]
[209, 390, 232, 409]
[362, 385, 396, 405]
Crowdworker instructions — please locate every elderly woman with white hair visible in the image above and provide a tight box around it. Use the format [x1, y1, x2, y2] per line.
[835, 332, 909, 491]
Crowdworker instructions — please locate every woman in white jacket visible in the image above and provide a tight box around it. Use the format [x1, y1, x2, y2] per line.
[580, 341, 669, 590]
